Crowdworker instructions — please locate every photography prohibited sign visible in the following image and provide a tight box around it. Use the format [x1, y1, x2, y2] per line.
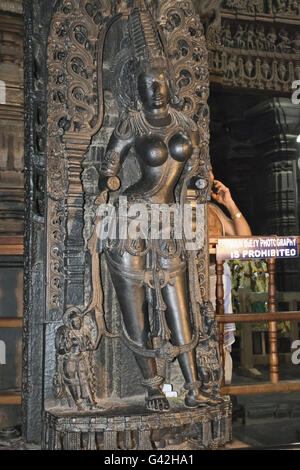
[216, 237, 299, 261]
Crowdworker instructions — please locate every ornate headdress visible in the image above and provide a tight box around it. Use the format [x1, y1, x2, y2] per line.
[111, 0, 178, 112]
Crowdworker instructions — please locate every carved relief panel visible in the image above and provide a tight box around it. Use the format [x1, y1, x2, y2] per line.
[208, 1, 300, 93]
[24, 0, 229, 447]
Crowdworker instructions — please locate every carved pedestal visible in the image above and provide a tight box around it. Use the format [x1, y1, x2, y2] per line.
[43, 396, 232, 451]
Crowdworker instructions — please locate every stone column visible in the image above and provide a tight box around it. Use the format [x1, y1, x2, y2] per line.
[0, 9, 24, 235]
[246, 98, 300, 291]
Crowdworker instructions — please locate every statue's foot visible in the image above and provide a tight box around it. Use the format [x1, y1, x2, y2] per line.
[76, 399, 90, 411]
[201, 390, 224, 405]
[200, 388, 226, 403]
[146, 387, 170, 413]
[184, 390, 222, 408]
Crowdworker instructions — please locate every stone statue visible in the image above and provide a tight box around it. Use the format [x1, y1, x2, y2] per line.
[197, 301, 222, 397]
[26, 0, 233, 451]
[266, 27, 277, 52]
[192, 0, 222, 31]
[261, 60, 272, 80]
[278, 28, 292, 53]
[86, 5, 221, 412]
[234, 24, 246, 49]
[53, 307, 98, 410]
[255, 24, 267, 50]
[293, 32, 300, 53]
[226, 55, 238, 80]
[222, 23, 234, 48]
[246, 24, 255, 50]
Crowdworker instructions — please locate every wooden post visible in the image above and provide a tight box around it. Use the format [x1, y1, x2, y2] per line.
[239, 288, 254, 373]
[216, 260, 225, 386]
[267, 258, 279, 384]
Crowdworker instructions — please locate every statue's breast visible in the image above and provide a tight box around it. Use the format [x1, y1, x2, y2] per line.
[168, 131, 193, 162]
[135, 130, 193, 167]
[135, 135, 168, 167]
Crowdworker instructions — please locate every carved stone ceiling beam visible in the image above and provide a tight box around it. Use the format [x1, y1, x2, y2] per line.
[207, 1, 300, 95]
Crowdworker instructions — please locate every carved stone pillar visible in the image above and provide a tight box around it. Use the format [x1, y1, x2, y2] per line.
[23, 0, 53, 444]
[246, 98, 300, 291]
[0, 11, 24, 235]
[209, 92, 261, 231]
[23, 0, 232, 450]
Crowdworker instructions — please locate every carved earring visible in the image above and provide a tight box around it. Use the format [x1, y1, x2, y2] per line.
[171, 94, 181, 106]
[136, 98, 143, 111]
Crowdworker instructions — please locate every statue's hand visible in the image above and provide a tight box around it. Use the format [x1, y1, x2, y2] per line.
[95, 189, 109, 205]
[96, 176, 121, 205]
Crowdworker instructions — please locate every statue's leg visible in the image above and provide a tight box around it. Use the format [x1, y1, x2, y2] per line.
[162, 265, 221, 407]
[105, 251, 170, 412]
[62, 358, 87, 409]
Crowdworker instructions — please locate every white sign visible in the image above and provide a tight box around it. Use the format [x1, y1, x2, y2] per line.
[216, 237, 299, 261]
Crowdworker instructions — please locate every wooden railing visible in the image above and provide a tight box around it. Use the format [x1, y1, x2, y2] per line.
[209, 236, 300, 395]
[0, 236, 23, 405]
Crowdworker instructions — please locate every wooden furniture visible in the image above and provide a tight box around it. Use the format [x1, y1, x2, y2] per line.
[238, 289, 300, 373]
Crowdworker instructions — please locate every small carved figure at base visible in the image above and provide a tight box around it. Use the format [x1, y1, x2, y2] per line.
[184, 381, 222, 407]
[53, 307, 99, 411]
[197, 302, 224, 400]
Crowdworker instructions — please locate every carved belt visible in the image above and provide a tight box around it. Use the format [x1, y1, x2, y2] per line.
[105, 250, 186, 287]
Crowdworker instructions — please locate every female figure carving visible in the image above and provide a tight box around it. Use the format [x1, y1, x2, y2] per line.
[95, 59, 221, 411]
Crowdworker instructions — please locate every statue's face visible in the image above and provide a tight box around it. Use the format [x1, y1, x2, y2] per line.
[138, 69, 170, 111]
[70, 314, 82, 330]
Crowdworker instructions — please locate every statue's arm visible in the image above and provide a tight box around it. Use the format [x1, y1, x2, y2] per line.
[55, 327, 70, 355]
[185, 127, 201, 176]
[98, 118, 134, 191]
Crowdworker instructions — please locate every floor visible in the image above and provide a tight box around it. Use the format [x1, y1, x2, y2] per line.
[223, 363, 300, 449]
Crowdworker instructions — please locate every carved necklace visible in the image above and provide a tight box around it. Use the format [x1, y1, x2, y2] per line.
[135, 107, 180, 138]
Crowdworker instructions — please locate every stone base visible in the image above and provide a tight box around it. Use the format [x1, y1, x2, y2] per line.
[42, 396, 232, 450]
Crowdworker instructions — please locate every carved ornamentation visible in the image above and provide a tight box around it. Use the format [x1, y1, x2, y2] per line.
[157, 0, 211, 302]
[222, 0, 300, 16]
[43, 398, 232, 450]
[46, 0, 112, 315]
[209, 13, 300, 93]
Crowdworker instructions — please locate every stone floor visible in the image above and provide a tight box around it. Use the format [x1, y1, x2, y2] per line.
[223, 363, 300, 449]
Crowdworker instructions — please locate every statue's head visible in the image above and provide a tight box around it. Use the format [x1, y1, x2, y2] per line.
[70, 312, 82, 330]
[63, 306, 83, 330]
[201, 301, 215, 335]
[137, 64, 171, 112]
